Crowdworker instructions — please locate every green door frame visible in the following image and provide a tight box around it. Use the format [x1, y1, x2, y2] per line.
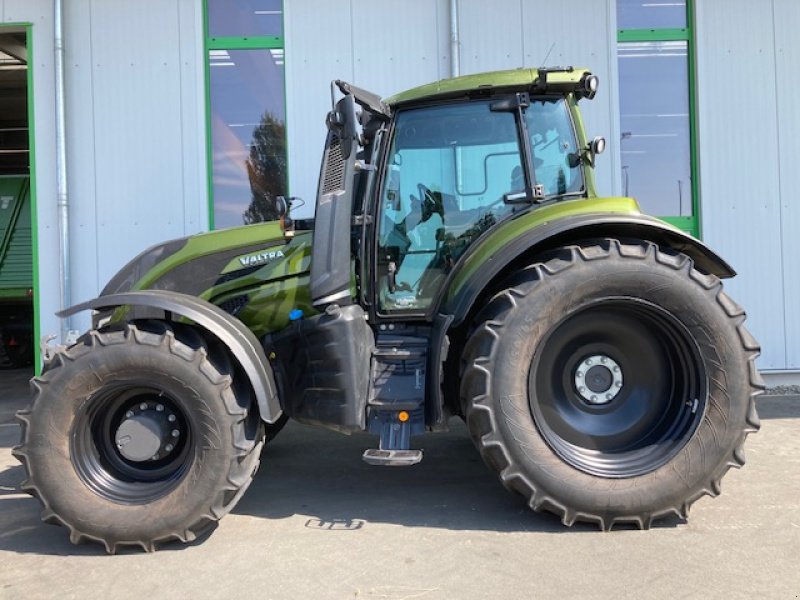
[617, 1, 700, 238]
[0, 23, 41, 373]
[201, 3, 288, 231]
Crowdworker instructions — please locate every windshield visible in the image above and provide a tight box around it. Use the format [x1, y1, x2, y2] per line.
[376, 97, 581, 314]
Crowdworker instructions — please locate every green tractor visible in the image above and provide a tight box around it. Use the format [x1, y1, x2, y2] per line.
[14, 68, 762, 553]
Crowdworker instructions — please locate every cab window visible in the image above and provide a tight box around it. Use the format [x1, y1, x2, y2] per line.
[375, 97, 582, 313]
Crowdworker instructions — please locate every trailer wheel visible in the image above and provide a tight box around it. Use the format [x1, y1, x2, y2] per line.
[13, 321, 265, 553]
[460, 239, 762, 529]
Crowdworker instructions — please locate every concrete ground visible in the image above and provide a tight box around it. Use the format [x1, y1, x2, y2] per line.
[1, 367, 799, 600]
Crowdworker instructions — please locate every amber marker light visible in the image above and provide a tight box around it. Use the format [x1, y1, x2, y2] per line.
[398, 411, 410, 422]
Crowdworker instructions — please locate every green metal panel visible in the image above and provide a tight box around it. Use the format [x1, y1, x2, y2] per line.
[446, 196, 642, 302]
[0, 176, 33, 298]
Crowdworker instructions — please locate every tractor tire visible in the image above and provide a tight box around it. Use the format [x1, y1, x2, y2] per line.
[460, 239, 762, 529]
[13, 321, 265, 553]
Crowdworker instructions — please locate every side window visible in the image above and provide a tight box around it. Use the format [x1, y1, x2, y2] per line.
[377, 101, 522, 313]
[526, 99, 584, 197]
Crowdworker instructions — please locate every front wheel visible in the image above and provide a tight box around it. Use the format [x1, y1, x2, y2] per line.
[13, 321, 265, 552]
[461, 239, 762, 529]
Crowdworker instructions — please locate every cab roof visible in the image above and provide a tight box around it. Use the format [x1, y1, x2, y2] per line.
[384, 67, 592, 107]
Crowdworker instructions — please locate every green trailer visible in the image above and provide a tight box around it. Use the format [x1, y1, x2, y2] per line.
[0, 175, 34, 368]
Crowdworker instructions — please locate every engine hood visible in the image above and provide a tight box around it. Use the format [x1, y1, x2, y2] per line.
[101, 221, 309, 297]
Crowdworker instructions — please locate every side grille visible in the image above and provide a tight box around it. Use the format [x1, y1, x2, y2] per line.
[321, 133, 345, 195]
[218, 295, 249, 317]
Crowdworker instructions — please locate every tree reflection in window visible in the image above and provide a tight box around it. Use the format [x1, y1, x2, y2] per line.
[244, 111, 287, 224]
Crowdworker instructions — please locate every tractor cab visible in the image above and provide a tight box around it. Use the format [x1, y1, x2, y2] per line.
[291, 68, 604, 464]
[310, 68, 601, 317]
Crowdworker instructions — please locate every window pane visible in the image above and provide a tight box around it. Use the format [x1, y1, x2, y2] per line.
[208, 0, 283, 38]
[526, 99, 584, 197]
[209, 48, 286, 228]
[617, 0, 686, 29]
[618, 41, 692, 217]
[377, 101, 522, 312]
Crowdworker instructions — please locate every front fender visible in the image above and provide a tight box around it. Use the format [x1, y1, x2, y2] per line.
[58, 290, 282, 424]
[441, 212, 735, 327]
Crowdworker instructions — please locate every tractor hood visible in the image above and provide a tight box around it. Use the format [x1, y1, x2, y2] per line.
[101, 221, 311, 299]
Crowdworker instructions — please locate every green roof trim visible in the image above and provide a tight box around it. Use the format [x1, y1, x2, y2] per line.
[384, 67, 591, 106]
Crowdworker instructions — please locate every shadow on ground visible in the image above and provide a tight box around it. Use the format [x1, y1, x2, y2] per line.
[757, 394, 800, 419]
[1, 379, 793, 556]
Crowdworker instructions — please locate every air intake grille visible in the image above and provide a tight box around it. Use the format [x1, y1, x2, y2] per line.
[321, 133, 345, 195]
[218, 295, 249, 317]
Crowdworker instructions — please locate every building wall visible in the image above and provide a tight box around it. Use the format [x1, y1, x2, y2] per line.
[1, 0, 798, 375]
[696, 0, 800, 371]
[1, 0, 207, 337]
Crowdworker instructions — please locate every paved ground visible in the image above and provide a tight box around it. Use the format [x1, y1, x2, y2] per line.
[1, 367, 799, 599]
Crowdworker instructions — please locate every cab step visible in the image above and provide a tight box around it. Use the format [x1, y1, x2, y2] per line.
[362, 449, 423, 466]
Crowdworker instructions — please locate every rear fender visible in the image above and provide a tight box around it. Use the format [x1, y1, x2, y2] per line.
[441, 213, 736, 327]
[58, 290, 282, 424]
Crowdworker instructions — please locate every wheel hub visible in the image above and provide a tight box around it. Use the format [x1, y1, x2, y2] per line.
[573, 354, 623, 405]
[114, 402, 181, 462]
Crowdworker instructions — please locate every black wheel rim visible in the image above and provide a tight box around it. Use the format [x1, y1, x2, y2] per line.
[529, 298, 707, 478]
[72, 383, 194, 503]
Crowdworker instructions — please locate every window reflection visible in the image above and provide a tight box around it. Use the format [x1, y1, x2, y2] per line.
[618, 41, 692, 217]
[209, 49, 286, 228]
[208, 0, 283, 38]
[617, 0, 686, 29]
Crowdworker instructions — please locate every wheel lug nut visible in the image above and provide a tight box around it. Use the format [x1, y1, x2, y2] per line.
[576, 371, 583, 377]
[590, 395, 597, 402]
[151, 454, 159, 461]
[613, 366, 619, 372]
[171, 429, 180, 437]
[168, 414, 176, 422]
[156, 404, 165, 412]
[139, 403, 148, 411]
[616, 382, 622, 388]
[578, 386, 585, 393]
[125, 410, 134, 419]
[585, 359, 592, 365]
[606, 394, 612, 400]
[600, 357, 606, 364]
[165, 444, 174, 452]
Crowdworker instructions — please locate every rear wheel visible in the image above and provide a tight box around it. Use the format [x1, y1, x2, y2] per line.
[13, 321, 265, 552]
[461, 239, 762, 528]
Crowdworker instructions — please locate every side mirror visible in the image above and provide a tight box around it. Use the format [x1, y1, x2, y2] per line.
[275, 195, 289, 218]
[276, 196, 305, 236]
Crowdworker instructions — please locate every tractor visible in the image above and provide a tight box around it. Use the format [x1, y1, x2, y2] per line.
[13, 67, 762, 553]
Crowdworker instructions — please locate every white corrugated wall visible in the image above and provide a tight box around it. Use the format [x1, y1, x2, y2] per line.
[696, 0, 800, 372]
[2, 0, 797, 377]
[1, 0, 208, 337]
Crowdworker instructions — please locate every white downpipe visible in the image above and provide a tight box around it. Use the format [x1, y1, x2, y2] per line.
[450, 0, 463, 198]
[54, 0, 71, 343]
[449, 0, 460, 77]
